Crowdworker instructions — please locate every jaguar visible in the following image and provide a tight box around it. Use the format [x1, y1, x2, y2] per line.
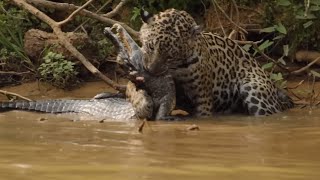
[139, 8, 294, 116]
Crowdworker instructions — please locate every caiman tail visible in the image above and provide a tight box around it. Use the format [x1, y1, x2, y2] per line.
[0, 98, 136, 120]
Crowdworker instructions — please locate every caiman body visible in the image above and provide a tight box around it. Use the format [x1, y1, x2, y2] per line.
[0, 98, 136, 120]
[0, 24, 176, 121]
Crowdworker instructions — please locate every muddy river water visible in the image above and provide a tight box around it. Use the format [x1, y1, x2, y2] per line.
[0, 82, 320, 180]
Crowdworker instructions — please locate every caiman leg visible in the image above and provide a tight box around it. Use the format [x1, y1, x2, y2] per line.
[104, 27, 154, 120]
[114, 25, 179, 120]
[126, 81, 153, 119]
[104, 24, 179, 120]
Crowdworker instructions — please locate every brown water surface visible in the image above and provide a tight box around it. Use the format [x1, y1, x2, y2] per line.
[0, 82, 320, 180]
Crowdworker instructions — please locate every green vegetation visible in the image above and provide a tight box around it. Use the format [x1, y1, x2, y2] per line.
[0, 0, 319, 88]
[0, 1, 39, 72]
[38, 52, 78, 88]
[239, 0, 320, 88]
[264, 0, 320, 53]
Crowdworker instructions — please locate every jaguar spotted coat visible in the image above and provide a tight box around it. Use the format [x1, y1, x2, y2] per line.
[139, 9, 293, 116]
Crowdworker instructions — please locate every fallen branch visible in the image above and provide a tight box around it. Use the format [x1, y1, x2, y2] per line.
[26, 0, 139, 39]
[0, 90, 32, 101]
[14, 0, 126, 91]
[0, 71, 30, 76]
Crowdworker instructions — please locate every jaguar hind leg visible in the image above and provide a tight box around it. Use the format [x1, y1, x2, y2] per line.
[240, 82, 283, 116]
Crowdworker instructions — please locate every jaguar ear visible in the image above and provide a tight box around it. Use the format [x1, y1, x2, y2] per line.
[191, 25, 202, 36]
[140, 8, 153, 23]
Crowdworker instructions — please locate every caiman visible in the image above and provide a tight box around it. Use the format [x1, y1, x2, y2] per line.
[0, 24, 176, 121]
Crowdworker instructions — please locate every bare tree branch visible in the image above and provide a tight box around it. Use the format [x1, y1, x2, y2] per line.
[13, 0, 126, 91]
[104, 0, 128, 18]
[74, 0, 113, 32]
[58, 0, 94, 26]
[26, 0, 139, 38]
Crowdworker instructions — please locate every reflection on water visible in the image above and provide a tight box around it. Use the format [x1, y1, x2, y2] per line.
[0, 108, 320, 180]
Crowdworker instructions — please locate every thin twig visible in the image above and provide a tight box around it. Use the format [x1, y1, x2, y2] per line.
[291, 56, 320, 75]
[104, 0, 128, 17]
[74, 0, 112, 32]
[238, 6, 263, 16]
[200, 0, 207, 15]
[212, 0, 247, 34]
[287, 80, 305, 89]
[231, 0, 240, 34]
[138, 119, 146, 133]
[212, 0, 226, 36]
[0, 90, 32, 101]
[310, 75, 315, 108]
[289, 89, 303, 100]
[251, 43, 289, 72]
[58, 0, 94, 26]
[235, 39, 262, 45]
[228, 29, 236, 39]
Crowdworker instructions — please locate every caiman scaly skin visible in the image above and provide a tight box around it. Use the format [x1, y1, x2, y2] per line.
[104, 24, 176, 120]
[0, 98, 135, 120]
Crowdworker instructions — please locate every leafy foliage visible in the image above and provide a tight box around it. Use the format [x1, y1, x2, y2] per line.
[38, 52, 79, 88]
[0, 1, 39, 71]
[265, 0, 320, 52]
[240, 0, 320, 87]
[137, 0, 209, 11]
[130, 0, 210, 25]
